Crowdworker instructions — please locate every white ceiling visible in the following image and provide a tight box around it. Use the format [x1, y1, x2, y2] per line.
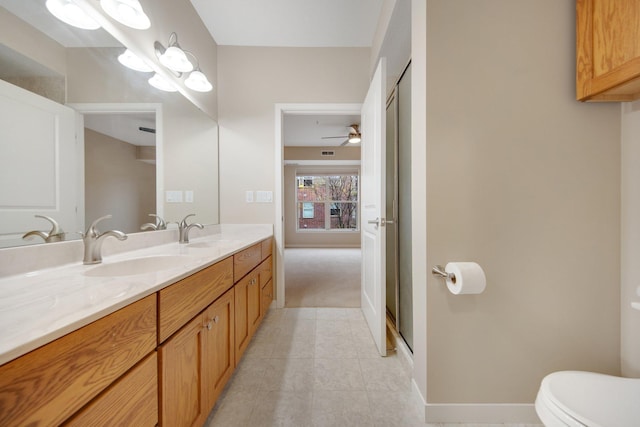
[84, 113, 156, 147]
[284, 114, 361, 147]
[0, 1, 385, 147]
[190, 0, 385, 47]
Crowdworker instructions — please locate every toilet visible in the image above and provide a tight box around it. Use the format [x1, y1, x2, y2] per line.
[535, 370, 640, 426]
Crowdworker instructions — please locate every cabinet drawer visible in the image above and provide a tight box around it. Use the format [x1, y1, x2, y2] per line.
[158, 257, 234, 343]
[261, 237, 273, 260]
[233, 243, 262, 282]
[0, 295, 157, 427]
[64, 352, 158, 427]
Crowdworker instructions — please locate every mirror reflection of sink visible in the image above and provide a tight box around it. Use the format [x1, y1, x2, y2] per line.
[85, 255, 193, 277]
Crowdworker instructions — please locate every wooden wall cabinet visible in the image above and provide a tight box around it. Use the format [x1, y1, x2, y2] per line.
[577, 0, 640, 101]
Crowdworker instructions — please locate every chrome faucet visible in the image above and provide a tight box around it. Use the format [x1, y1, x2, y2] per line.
[22, 215, 65, 243]
[178, 214, 203, 244]
[141, 214, 167, 231]
[83, 215, 127, 265]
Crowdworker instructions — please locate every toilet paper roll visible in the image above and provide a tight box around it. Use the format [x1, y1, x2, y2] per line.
[444, 262, 486, 295]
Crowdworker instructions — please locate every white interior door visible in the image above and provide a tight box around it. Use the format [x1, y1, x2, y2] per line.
[0, 80, 79, 248]
[361, 58, 387, 356]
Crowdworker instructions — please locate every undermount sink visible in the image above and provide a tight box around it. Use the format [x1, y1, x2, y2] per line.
[187, 240, 242, 249]
[85, 255, 193, 277]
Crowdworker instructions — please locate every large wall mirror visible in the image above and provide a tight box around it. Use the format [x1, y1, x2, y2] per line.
[0, 1, 219, 249]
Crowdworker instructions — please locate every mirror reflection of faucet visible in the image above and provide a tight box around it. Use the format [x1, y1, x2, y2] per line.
[22, 215, 65, 243]
[178, 214, 203, 244]
[140, 214, 167, 231]
[82, 215, 127, 265]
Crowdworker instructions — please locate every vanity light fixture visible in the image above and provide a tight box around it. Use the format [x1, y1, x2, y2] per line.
[118, 49, 153, 72]
[153, 32, 213, 93]
[184, 69, 213, 92]
[148, 73, 178, 92]
[157, 33, 193, 73]
[100, 0, 150, 30]
[46, 0, 100, 30]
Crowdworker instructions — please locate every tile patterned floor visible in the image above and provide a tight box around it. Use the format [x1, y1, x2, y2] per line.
[205, 307, 543, 427]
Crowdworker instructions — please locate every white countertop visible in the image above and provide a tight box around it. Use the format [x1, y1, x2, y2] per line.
[0, 224, 273, 366]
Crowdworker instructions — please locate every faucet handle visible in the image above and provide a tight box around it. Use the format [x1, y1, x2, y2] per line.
[150, 214, 167, 230]
[141, 214, 167, 231]
[86, 215, 112, 235]
[34, 215, 62, 236]
[179, 214, 196, 227]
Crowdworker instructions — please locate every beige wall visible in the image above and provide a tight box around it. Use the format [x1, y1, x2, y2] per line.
[284, 165, 361, 248]
[621, 100, 640, 377]
[217, 47, 370, 225]
[0, 7, 66, 76]
[424, 0, 621, 405]
[66, 48, 219, 225]
[85, 128, 155, 233]
[284, 146, 361, 161]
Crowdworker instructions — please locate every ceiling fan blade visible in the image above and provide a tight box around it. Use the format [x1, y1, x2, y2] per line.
[321, 135, 348, 139]
[340, 139, 350, 146]
[139, 126, 156, 134]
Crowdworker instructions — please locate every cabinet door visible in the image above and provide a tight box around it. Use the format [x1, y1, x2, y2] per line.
[577, 0, 640, 100]
[261, 279, 274, 320]
[234, 270, 260, 364]
[159, 315, 207, 427]
[0, 295, 156, 427]
[64, 352, 158, 427]
[203, 288, 235, 409]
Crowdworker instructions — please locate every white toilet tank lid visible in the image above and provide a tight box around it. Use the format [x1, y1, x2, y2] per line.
[541, 371, 640, 427]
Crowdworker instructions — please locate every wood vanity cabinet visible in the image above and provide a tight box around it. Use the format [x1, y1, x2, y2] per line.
[233, 240, 273, 364]
[0, 295, 157, 427]
[234, 269, 261, 363]
[158, 288, 235, 427]
[259, 256, 274, 321]
[158, 259, 235, 427]
[577, 0, 640, 101]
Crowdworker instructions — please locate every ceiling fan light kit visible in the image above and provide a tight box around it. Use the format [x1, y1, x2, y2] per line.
[321, 124, 362, 146]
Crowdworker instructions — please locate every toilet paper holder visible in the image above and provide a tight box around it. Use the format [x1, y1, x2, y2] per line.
[432, 265, 456, 283]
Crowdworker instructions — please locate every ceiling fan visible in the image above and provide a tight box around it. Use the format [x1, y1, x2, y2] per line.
[321, 124, 361, 146]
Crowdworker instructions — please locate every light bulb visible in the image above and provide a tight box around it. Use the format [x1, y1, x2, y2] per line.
[159, 46, 193, 73]
[46, 0, 100, 30]
[185, 70, 213, 92]
[148, 73, 178, 92]
[118, 49, 153, 72]
[100, 0, 150, 29]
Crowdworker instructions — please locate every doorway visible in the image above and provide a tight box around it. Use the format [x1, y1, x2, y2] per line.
[274, 103, 362, 309]
[385, 62, 413, 351]
[71, 103, 163, 234]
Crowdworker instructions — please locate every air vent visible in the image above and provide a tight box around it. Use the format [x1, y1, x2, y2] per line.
[321, 150, 335, 157]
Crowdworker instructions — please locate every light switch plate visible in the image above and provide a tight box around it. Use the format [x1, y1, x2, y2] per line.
[166, 190, 183, 203]
[185, 190, 194, 203]
[246, 191, 254, 203]
[256, 191, 273, 203]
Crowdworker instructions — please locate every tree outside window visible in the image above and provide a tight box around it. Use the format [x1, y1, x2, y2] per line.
[296, 174, 358, 231]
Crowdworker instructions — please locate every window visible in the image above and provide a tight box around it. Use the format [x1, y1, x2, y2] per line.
[296, 174, 359, 231]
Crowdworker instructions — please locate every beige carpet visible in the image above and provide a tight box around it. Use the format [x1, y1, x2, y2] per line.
[284, 248, 361, 308]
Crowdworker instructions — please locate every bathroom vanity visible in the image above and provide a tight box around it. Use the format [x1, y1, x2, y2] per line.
[0, 225, 273, 426]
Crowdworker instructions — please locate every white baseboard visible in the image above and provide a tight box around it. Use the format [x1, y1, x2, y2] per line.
[424, 403, 542, 424]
